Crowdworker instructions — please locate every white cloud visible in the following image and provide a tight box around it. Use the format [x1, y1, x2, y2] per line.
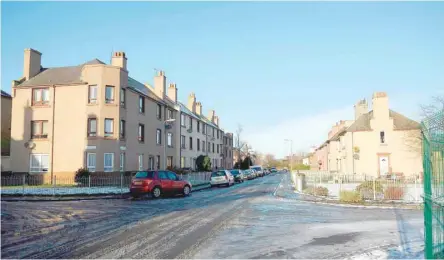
[243, 106, 353, 159]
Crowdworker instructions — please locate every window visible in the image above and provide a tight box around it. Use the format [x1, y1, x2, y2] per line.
[197, 121, 200, 132]
[88, 85, 97, 104]
[157, 104, 162, 119]
[156, 155, 161, 170]
[120, 120, 125, 139]
[87, 153, 96, 172]
[203, 124, 206, 134]
[192, 158, 196, 170]
[181, 114, 186, 126]
[138, 124, 145, 142]
[32, 88, 49, 105]
[212, 143, 215, 153]
[181, 157, 185, 168]
[120, 153, 125, 172]
[217, 144, 219, 153]
[181, 135, 186, 149]
[208, 142, 211, 152]
[167, 156, 173, 168]
[29, 154, 49, 173]
[104, 153, 114, 172]
[105, 86, 114, 104]
[120, 88, 126, 107]
[139, 96, 145, 113]
[31, 120, 48, 139]
[197, 138, 200, 151]
[149, 156, 154, 170]
[167, 133, 173, 147]
[168, 109, 173, 120]
[189, 137, 193, 150]
[217, 130, 219, 139]
[202, 141, 206, 152]
[156, 129, 162, 145]
[380, 131, 385, 144]
[138, 154, 144, 170]
[158, 171, 168, 180]
[167, 171, 178, 181]
[189, 116, 193, 129]
[104, 118, 114, 137]
[212, 128, 215, 137]
[87, 118, 97, 137]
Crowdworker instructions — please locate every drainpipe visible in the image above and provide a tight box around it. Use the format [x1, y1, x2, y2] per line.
[50, 85, 56, 184]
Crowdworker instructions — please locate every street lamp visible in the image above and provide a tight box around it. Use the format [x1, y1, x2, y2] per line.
[164, 118, 176, 170]
[284, 139, 293, 173]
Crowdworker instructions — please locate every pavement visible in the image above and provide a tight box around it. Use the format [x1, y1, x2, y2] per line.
[1, 172, 425, 259]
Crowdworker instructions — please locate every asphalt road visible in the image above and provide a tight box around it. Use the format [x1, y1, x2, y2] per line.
[1, 172, 424, 259]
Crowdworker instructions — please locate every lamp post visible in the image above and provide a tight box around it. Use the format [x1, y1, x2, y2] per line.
[164, 118, 176, 170]
[284, 139, 293, 173]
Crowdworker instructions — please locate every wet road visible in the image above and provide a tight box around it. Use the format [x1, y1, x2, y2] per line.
[1, 172, 424, 259]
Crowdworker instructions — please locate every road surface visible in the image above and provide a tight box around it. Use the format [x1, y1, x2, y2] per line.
[1, 172, 424, 259]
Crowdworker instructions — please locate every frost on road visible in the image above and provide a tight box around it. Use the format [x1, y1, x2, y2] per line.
[1, 173, 424, 259]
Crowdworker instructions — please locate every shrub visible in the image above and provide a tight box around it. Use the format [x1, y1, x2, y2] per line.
[196, 155, 212, 171]
[340, 191, 363, 203]
[384, 187, 405, 200]
[303, 186, 329, 197]
[356, 180, 384, 200]
[75, 168, 90, 186]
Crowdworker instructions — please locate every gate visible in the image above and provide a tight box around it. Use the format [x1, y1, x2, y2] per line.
[422, 110, 444, 259]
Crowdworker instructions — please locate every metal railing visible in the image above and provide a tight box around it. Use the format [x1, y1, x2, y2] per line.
[291, 171, 424, 202]
[1, 172, 212, 196]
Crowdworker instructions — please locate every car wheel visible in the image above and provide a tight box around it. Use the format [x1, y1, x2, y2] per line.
[152, 187, 162, 199]
[183, 185, 191, 196]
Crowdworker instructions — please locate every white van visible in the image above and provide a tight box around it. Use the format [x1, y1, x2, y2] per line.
[250, 165, 264, 177]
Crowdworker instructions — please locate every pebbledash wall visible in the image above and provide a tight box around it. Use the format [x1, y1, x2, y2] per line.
[9, 48, 234, 182]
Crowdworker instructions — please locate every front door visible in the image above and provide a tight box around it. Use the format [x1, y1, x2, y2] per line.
[379, 156, 389, 177]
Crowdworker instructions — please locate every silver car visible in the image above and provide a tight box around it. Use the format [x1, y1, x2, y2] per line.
[210, 170, 235, 187]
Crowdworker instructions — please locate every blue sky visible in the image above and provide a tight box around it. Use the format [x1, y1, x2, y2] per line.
[2, 2, 443, 158]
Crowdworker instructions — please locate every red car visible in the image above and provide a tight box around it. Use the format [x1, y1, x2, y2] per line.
[130, 170, 192, 198]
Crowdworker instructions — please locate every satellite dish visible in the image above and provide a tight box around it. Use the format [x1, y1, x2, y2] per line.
[353, 154, 359, 160]
[24, 141, 36, 149]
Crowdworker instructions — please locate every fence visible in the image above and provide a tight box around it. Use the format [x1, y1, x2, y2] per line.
[291, 171, 424, 203]
[1, 172, 212, 196]
[422, 111, 444, 259]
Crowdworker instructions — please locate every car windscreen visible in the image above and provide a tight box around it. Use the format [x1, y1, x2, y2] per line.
[230, 170, 240, 175]
[135, 171, 155, 179]
[211, 171, 226, 177]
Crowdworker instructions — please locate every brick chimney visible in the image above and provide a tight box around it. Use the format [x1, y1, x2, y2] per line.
[167, 83, 177, 103]
[372, 92, 389, 120]
[196, 102, 202, 115]
[187, 92, 196, 112]
[111, 51, 127, 70]
[354, 99, 368, 120]
[23, 48, 41, 80]
[154, 70, 166, 98]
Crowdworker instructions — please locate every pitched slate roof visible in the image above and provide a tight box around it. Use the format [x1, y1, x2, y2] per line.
[347, 109, 420, 132]
[178, 101, 221, 129]
[19, 59, 105, 87]
[127, 77, 165, 105]
[1, 90, 11, 98]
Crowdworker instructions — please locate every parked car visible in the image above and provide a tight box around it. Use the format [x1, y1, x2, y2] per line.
[230, 169, 245, 183]
[210, 170, 235, 187]
[270, 167, 277, 173]
[244, 169, 256, 180]
[250, 165, 264, 177]
[130, 170, 192, 199]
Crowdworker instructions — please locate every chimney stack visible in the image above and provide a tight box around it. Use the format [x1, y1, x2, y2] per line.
[167, 83, 178, 103]
[215, 116, 220, 126]
[354, 99, 368, 120]
[111, 51, 127, 70]
[208, 110, 215, 122]
[196, 102, 202, 115]
[187, 92, 196, 113]
[154, 70, 166, 99]
[23, 48, 42, 80]
[372, 92, 389, 120]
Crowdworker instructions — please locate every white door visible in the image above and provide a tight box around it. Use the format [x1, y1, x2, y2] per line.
[379, 156, 389, 176]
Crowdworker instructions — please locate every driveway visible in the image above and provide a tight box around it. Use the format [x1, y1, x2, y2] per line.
[1, 172, 424, 259]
